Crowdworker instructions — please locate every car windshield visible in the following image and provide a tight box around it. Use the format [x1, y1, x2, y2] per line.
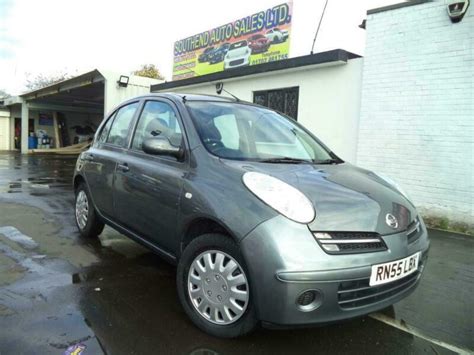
[186, 101, 336, 163]
[229, 41, 247, 50]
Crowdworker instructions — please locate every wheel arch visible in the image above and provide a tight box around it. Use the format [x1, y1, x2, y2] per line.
[179, 217, 239, 257]
[73, 174, 86, 191]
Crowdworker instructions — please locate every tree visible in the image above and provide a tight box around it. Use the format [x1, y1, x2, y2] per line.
[25, 71, 71, 91]
[133, 64, 165, 80]
[0, 89, 10, 99]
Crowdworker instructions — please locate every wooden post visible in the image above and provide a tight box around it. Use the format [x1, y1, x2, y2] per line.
[52, 111, 62, 148]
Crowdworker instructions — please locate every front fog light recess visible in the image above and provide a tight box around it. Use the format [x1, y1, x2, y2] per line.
[296, 289, 323, 312]
[242, 172, 315, 224]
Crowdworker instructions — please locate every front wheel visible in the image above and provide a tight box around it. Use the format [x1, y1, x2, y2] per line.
[75, 182, 104, 238]
[177, 234, 257, 338]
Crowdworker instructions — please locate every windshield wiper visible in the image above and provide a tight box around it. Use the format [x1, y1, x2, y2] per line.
[258, 157, 312, 164]
[314, 158, 341, 165]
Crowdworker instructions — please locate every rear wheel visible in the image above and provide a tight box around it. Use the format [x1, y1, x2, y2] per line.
[177, 234, 257, 337]
[75, 182, 104, 238]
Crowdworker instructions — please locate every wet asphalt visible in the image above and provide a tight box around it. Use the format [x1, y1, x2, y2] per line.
[0, 152, 472, 355]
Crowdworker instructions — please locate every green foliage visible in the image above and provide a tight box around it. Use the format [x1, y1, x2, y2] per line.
[25, 71, 71, 91]
[133, 64, 164, 80]
[0, 89, 10, 99]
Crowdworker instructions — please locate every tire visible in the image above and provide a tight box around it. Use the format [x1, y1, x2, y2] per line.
[177, 233, 257, 338]
[74, 182, 104, 238]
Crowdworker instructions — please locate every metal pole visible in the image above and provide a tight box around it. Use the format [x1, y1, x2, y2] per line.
[311, 0, 329, 54]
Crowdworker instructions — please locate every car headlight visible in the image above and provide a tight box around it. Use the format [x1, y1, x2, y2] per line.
[375, 173, 412, 202]
[242, 172, 315, 224]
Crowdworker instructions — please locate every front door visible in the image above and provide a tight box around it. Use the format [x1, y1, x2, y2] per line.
[83, 101, 140, 218]
[113, 99, 187, 254]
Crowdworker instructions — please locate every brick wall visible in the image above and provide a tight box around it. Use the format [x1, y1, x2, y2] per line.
[357, 0, 473, 226]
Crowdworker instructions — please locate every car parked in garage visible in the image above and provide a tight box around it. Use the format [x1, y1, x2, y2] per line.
[265, 28, 289, 43]
[73, 93, 430, 338]
[223, 40, 251, 70]
[209, 43, 231, 64]
[247, 34, 271, 54]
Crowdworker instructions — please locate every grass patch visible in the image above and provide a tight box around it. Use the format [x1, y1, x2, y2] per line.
[423, 215, 473, 236]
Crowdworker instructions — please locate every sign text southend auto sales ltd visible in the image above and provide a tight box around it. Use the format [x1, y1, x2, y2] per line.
[174, 3, 292, 56]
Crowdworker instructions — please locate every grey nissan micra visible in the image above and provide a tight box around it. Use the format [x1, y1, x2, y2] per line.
[73, 93, 430, 338]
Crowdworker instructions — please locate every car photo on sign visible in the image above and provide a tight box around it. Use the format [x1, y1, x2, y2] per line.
[198, 47, 215, 63]
[265, 27, 289, 43]
[223, 40, 251, 70]
[247, 34, 271, 54]
[209, 43, 231, 64]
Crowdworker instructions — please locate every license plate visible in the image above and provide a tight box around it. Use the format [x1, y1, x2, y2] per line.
[369, 252, 420, 286]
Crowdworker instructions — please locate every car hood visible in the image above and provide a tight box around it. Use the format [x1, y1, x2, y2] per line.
[226, 47, 249, 59]
[221, 160, 417, 235]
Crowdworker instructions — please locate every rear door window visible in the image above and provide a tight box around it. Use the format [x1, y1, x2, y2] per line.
[106, 102, 139, 146]
[96, 111, 116, 144]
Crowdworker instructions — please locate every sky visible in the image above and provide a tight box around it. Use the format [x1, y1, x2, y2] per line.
[0, 0, 403, 95]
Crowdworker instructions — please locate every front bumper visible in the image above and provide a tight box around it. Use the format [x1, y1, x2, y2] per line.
[240, 215, 430, 326]
[224, 55, 250, 69]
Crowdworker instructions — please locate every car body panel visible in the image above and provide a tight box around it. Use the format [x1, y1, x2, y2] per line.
[113, 149, 186, 253]
[73, 93, 429, 328]
[240, 214, 429, 324]
[218, 160, 417, 236]
[81, 145, 122, 218]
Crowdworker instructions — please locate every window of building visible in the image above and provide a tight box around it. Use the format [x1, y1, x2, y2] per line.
[253, 87, 299, 120]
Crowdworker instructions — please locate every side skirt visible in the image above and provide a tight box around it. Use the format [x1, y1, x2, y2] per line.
[97, 211, 178, 265]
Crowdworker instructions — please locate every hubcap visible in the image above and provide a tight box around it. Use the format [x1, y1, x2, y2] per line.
[187, 250, 249, 325]
[75, 190, 89, 230]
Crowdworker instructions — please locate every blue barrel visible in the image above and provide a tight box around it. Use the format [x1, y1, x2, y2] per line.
[28, 136, 38, 149]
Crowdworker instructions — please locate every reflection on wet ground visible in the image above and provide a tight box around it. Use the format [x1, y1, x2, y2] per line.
[0, 152, 472, 354]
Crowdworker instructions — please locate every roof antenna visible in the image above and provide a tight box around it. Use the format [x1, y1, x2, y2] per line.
[216, 82, 240, 101]
[310, 0, 329, 55]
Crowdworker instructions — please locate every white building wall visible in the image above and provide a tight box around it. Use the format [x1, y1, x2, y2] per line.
[155, 58, 363, 163]
[0, 109, 10, 150]
[102, 71, 161, 115]
[357, 1, 473, 224]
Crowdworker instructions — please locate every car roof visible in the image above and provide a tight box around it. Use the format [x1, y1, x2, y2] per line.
[132, 93, 238, 103]
[107, 92, 267, 117]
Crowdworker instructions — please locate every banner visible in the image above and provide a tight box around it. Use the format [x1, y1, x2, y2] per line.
[172, 2, 292, 80]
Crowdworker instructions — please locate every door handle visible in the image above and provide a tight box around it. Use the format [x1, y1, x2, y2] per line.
[117, 163, 129, 172]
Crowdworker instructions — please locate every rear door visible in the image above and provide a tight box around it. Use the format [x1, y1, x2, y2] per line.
[113, 99, 187, 254]
[83, 101, 140, 218]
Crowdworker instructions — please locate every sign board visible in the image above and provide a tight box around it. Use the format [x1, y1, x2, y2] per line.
[173, 2, 293, 80]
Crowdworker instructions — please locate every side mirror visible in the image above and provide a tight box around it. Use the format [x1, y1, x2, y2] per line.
[142, 136, 184, 160]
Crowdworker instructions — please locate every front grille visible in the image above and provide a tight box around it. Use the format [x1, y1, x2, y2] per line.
[313, 232, 387, 255]
[406, 217, 422, 244]
[337, 257, 425, 309]
[230, 59, 244, 66]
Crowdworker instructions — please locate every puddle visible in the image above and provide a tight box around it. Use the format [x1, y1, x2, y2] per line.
[0, 203, 99, 268]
